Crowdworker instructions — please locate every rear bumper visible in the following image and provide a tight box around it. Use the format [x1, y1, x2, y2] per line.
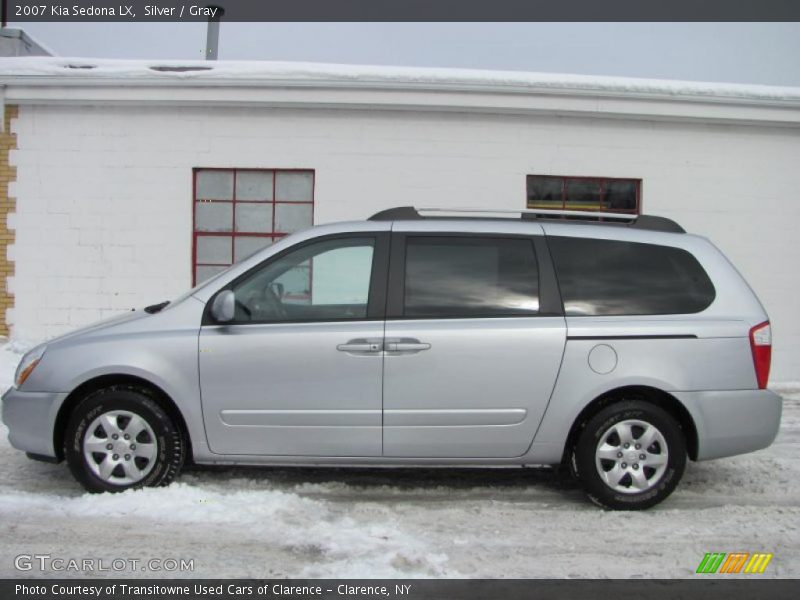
[1, 386, 67, 459]
[674, 389, 782, 461]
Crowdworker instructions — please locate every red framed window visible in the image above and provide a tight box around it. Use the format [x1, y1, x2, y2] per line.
[192, 168, 315, 284]
[527, 175, 641, 214]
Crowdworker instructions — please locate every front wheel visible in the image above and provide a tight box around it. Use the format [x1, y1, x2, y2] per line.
[571, 400, 686, 510]
[64, 387, 185, 493]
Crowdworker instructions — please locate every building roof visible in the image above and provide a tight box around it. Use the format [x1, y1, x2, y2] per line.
[1, 57, 799, 126]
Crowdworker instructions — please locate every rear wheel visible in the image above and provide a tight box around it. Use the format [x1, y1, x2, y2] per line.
[571, 400, 686, 510]
[64, 387, 185, 493]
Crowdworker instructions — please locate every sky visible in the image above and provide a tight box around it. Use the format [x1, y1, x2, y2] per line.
[16, 22, 800, 87]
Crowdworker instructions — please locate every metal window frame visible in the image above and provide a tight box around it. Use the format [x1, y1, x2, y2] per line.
[192, 167, 316, 285]
[526, 174, 641, 215]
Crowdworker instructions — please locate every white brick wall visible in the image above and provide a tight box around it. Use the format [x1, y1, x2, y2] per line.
[7, 104, 800, 380]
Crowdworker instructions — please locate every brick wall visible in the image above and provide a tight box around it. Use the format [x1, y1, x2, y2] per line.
[0, 104, 17, 338]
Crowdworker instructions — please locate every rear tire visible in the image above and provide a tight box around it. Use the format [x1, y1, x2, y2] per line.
[571, 400, 686, 510]
[64, 387, 185, 493]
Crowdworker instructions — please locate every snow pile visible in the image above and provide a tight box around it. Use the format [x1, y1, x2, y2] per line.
[1, 57, 799, 103]
[0, 484, 451, 578]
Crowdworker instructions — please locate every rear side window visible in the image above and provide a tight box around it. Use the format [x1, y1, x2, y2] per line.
[403, 237, 539, 318]
[548, 237, 715, 316]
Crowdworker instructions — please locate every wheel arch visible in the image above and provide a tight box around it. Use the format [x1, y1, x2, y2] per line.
[53, 374, 192, 462]
[562, 385, 699, 464]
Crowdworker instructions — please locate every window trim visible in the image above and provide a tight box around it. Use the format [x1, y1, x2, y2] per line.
[385, 232, 563, 320]
[526, 174, 641, 215]
[202, 232, 391, 327]
[192, 167, 316, 285]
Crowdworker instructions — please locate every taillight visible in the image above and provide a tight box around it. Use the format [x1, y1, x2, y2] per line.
[749, 321, 772, 389]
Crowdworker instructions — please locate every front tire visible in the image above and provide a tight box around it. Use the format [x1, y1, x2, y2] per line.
[64, 387, 185, 493]
[571, 400, 686, 510]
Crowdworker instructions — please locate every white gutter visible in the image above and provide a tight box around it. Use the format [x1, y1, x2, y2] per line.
[1, 57, 799, 126]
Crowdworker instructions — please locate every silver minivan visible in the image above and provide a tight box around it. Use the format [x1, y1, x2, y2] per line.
[1, 207, 782, 509]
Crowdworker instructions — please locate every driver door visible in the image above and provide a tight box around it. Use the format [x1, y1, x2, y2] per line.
[199, 233, 389, 456]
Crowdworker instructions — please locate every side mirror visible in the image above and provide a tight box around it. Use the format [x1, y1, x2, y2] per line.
[210, 290, 235, 323]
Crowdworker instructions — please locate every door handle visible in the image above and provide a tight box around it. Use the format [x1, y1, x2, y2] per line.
[385, 338, 431, 353]
[337, 339, 383, 354]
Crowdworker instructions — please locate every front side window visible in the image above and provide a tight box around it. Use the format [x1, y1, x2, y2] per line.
[548, 237, 716, 316]
[403, 237, 540, 318]
[193, 168, 314, 284]
[229, 237, 375, 323]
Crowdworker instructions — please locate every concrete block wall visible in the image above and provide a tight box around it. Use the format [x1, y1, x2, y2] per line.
[6, 104, 800, 380]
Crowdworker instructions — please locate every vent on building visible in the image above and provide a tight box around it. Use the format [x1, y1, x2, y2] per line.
[149, 66, 214, 73]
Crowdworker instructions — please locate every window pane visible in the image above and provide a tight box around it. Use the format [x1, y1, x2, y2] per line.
[604, 180, 638, 211]
[275, 171, 313, 201]
[404, 237, 539, 318]
[230, 238, 374, 322]
[195, 202, 232, 232]
[234, 236, 273, 262]
[310, 246, 373, 305]
[196, 235, 232, 265]
[527, 176, 563, 208]
[196, 170, 233, 201]
[236, 171, 274, 201]
[275, 203, 313, 233]
[195, 265, 228, 284]
[565, 179, 601, 210]
[548, 237, 716, 316]
[235, 203, 273, 233]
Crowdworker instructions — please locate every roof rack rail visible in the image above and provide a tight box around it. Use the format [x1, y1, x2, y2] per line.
[368, 206, 685, 234]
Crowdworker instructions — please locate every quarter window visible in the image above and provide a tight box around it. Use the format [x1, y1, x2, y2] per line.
[548, 237, 716, 316]
[527, 175, 640, 214]
[403, 237, 540, 318]
[193, 169, 314, 284]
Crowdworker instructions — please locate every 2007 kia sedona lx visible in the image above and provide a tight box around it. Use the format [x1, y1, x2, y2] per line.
[1, 207, 782, 509]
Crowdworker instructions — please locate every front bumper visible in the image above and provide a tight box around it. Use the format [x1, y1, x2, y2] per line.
[1, 386, 68, 459]
[674, 389, 783, 461]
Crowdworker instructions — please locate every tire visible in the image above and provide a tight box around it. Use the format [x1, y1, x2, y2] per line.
[64, 387, 185, 493]
[571, 400, 686, 510]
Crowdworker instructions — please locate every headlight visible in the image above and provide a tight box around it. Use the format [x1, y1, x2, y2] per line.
[15, 345, 47, 388]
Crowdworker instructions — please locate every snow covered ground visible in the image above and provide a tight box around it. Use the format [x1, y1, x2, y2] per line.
[0, 342, 797, 579]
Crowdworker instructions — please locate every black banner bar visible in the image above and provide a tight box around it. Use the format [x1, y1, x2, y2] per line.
[4, 0, 800, 23]
[3, 579, 800, 600]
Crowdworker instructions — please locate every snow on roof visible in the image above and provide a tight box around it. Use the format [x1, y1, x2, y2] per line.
[1, 56, 799, 105]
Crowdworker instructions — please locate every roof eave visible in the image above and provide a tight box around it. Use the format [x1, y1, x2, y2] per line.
[2, 78, 799, 127]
